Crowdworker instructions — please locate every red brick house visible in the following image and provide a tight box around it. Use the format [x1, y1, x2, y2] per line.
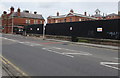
[105, 13, 120, 20]
[1, 7, 45, 34]
[92, 9, 120, 20]
[47, 9, 97, 24]
[118, 11, 120, 15]
[0, 17, 2, 32]
[91, 9, 104, 20]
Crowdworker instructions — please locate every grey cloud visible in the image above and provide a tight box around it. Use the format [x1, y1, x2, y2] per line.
[38, 2, 62, 8]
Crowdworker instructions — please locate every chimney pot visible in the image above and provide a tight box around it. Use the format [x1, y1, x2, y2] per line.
[34, 11, 37, 14]
[3, 11, 7, 14]
[70, 9, 74, 13]
[17, 8, 20, 16]
[84, 12, 87, 16]
[17, 8, 20, 12]
[10, 6, 14, 13]
[23, 10, 29, 13]
[57, 12, 59, 16]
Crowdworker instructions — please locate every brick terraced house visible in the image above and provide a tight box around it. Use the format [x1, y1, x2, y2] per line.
[0, 17, 2, 32]
[1, 6, 45, 34]
[47, 9, 97, 24]
[105, 13, 120, 20]
[92, 9, 104, 20]
[92, 9, 120, 20]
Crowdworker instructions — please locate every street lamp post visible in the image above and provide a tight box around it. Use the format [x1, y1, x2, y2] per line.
[11, 13, 14, 34]
[43, 21, 46, 40]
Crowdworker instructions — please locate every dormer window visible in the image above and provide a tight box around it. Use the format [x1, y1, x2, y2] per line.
[64, 19, 66, 22]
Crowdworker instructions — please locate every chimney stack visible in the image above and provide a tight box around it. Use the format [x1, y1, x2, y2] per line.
[10, 6, 14, 13]
[57, 12, 59, 16]
[3, 11, 7, 14]
[23, 10, 29, 13]
[34, 11, 37, 14]
[17, 8, 20, 16]
[84, 12, 87, 16]
[70, 9, 74, 13]
[103, 13, 105, 17]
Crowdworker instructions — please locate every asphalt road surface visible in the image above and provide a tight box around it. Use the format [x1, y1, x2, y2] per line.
[1, 34, 119, 76]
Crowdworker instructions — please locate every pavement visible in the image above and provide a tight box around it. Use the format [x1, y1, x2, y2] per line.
[1, 34, 119, 76]
[46, 39, 119, 50]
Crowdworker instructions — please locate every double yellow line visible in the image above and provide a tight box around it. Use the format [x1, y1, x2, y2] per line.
[0, 55, 29, 76]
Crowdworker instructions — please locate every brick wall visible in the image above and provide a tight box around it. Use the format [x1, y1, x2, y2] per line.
[105, 15, 120, 20]
[2, 15, 45, 33]
[47, 16, 95, 24]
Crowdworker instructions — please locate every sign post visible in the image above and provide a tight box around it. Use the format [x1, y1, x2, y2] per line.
[97, 27, 103, 39]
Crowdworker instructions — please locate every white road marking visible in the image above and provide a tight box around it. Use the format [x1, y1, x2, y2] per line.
[52, 47, 92, 56]
[18, 42, 25, 44]
[114, 58, 120, 60]
[52, 47, 62, 49]
[2, 37, 91, 57]
[100, 62, 120, 70]
[2, 37, 43, 47]
[2, 37, 19, 42]
[42, 47, 92, 58]
[42, 48, 74, 58]
[62, 52, 92, 55]
[29, 45, 34, 46]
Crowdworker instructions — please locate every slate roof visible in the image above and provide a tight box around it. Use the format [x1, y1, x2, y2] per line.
[92, 14, 103, 17]
[48, 12, 97, 20]
[9, 12, 44, 19]
[107, 13, 118, 16]
[95, 9, 100, 13]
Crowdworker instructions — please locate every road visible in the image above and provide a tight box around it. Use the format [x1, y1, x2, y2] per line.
[1, 34, 119, 76]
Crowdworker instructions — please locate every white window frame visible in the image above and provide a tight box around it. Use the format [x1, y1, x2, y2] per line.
[36, 20, 38, 24]
[79, 18, 81, 21]
[55, 20, 58, 23]
[34, 20, 36, 24]
[26, 20, 28, 24]
[29, 20, 30, 24]
[40, 21, 42, 24]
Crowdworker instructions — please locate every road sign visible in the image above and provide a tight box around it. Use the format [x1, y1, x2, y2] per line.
[97, 27, 102, 32]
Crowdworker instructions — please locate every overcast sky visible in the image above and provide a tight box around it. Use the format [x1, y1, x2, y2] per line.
[0, 0, 120, 20]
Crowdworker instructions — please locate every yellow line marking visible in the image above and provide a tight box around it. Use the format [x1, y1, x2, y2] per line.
[0, 58, 7, 64]
[0, 55, 29, 76]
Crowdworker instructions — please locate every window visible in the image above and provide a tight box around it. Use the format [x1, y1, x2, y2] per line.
[26, 19, 30, 24]
[59, 20, 61, 23]
[34, 20, 38, 24]
[79, 18, 81, 21]
[82, 19, 85, 21]
[54, 19, 55, 23]
[64, 19, 66, 22]
[36, 20, 38, 24]
[70, 18, 72, 22]
[40, 21, 42, 24]
[34, 20, 36, 24]
[29, 20, 30, 24]
[55, 20, 58, 23]
[26, 20, 28, 23]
